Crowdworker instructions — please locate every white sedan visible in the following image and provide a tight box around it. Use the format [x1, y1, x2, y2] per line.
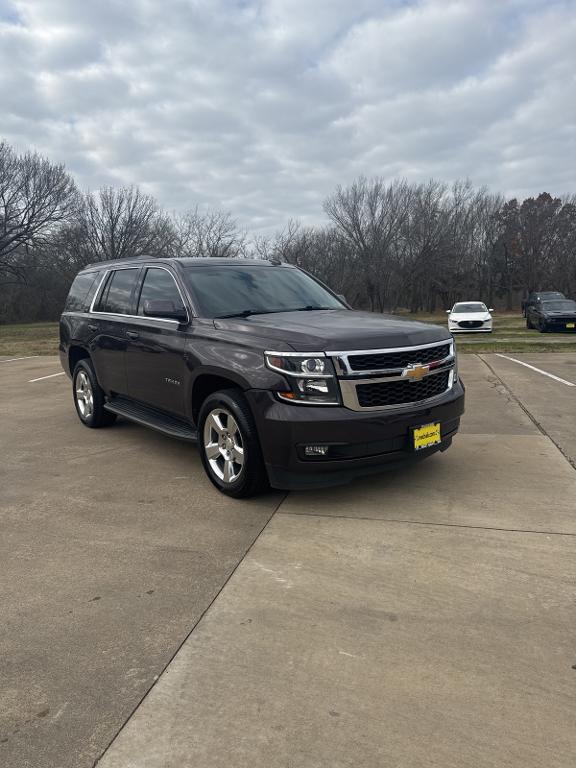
[447, 302, 493, 333]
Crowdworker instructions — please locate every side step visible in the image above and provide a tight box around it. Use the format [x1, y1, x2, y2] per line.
[104, 397, 198, 442]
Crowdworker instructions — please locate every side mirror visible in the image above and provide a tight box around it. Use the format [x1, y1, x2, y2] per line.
[446, 309, 451, 313]
[488, 308, 494, 312]
[143, 299, 187, 322]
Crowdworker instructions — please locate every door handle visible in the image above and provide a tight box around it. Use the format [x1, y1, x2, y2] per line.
[88, 324, 98, 332]
[126, 331, 139, 340]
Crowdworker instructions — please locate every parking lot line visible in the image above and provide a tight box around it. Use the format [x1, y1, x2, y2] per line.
[28, 371, 66, 383]
[495, 354, 575, 387]
[0, 355, 39, 363]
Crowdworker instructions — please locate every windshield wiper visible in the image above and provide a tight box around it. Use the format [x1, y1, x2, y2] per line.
[215, 306, 338, 319]
[215, 309, 291, 319]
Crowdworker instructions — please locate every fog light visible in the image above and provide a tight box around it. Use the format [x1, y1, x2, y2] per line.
[304, 445, 329, 457]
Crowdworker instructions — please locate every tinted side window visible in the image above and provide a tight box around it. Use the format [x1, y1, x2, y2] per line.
[137, 268, 185, 315]
[65, 272, 99, 312]
[97, 269, 139, 314]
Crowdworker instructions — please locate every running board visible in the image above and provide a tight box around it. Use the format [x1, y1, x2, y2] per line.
[104, 397, 198, 442]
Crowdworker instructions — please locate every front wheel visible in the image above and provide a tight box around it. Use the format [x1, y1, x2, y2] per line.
[198, 389, 268, 498]
[73, 359, 117, 428]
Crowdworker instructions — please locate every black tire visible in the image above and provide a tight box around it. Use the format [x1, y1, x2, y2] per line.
[539, 321, 547, 333]
[526, 316, 533, 329]
[72, 359, 117, 428]
[198, 389, 268, 498]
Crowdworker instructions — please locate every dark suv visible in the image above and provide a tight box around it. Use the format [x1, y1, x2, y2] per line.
[522, 291, 565, 317]
[59, 258, 465, 497]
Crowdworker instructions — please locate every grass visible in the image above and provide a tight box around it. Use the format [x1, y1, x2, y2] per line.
[1, 314, 575, 357]
[0, 322, 60, 356]
[396, 311, 576, 353]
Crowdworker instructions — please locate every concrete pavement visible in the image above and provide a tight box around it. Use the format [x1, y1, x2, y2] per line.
[97, 514, 576, 768]
[96, 353, 576, 768]
[0, 356, 282, 768]
[1, 353, 575, 768]
[480, 353, 576, 466]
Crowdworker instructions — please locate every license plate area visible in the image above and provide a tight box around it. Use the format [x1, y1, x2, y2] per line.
[413, 422, 441, 451]
[567, 323, 575, 329]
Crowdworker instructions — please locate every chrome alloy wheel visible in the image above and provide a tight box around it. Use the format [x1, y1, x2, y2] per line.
[203, 408, 245, 484]
[75, 370, 94, 419]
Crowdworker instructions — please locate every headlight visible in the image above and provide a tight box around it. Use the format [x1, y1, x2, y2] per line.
[265, 352, 340, 405]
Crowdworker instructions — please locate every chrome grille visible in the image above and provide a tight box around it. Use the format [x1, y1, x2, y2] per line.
[348, 343, 451, 372]
[329, 340, 456, 411]
[356, 370, 450, 408]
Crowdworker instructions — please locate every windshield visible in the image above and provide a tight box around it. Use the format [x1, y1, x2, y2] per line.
[540, 300, 576, 312]
[452, 303, 487, 313]
[184, 264, 345, 318]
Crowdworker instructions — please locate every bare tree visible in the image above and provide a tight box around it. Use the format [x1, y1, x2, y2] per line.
[76, 186, 171, 262]
[0, 141, 77, 282]
[324, 177, 413, 311]
[2, 136, 576, 322]
[168, 208, 247, 258]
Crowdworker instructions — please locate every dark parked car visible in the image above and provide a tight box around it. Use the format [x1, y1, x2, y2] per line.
[526, 299, 576, 333]
[59, 258, 465, 497]
[522, 291, 565, 317]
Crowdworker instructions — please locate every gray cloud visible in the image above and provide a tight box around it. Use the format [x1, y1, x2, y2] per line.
[1, 0, 574, 233]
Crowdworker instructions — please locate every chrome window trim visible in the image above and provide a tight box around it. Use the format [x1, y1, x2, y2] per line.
[89, 265, 189, 324]
[62, 309, 176, 326]
[135, 265, 190, 324]
[89, 269, 112, 313]
[88, 311, 182, 326]
[340, 369, 455, 412]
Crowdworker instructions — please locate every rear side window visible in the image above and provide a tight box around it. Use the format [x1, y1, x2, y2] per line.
[65, 272, 100, 312]
[137, 268, 186, 315]
[97, 269, 139, 314]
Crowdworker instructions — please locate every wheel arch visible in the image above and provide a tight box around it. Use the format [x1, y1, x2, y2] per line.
[68, 345, 91, 376]
[191, 371, 248, 424]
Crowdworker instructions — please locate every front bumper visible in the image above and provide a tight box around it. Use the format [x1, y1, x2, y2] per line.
[449, 324, 492, 333]
[540, 319, 576, 331]
[246, 380, 465, 490]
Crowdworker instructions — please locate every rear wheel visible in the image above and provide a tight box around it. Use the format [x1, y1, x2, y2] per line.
[198, 389, 268, 498]
[526, 315, 533, 329]
[73, 359, 116, 428]
[538, 320, 548, 333]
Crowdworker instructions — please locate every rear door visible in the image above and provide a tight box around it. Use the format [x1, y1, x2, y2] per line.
[125, 266, 190, 416]
[90, 267, 141, 396]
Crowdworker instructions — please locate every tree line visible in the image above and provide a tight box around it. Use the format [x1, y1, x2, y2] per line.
[1, 139, 575, 322]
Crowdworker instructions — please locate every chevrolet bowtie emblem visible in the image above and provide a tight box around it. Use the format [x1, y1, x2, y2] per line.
[402, 363, 430, 381]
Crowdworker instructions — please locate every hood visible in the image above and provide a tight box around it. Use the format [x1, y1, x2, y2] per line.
[542, 309, 576, 317]
[214, 309, 451, 351]
[450, 312, 491, 321]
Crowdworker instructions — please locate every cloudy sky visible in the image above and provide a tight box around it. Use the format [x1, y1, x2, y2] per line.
[1, 0, 575, 232]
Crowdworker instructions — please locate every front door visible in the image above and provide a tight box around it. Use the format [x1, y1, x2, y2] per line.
[125, 266, 190, 417]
